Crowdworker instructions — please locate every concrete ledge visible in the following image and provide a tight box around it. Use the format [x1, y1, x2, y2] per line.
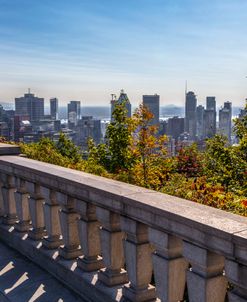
[0, 224, 127, 302]
[0, 155, 246, 259]
[0, 143, 20, 156]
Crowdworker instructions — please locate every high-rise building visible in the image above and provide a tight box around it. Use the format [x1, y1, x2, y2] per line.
[76, 116, 101, 148]
[204, 110, 216, 139]
[219, 102, 232, 142]
[111, 90, 131, 121]
[15, 90, 44, 121]
[142, 94, 160, 126]
[68, 101, 81, 128]
[196, 105, 204, 140]
[206, 96, 216, 111]
[185, 91, 197, 139]
[50, 98, 58, 120]
[204, 96, 216, 138]
[167, 116, 184, 140]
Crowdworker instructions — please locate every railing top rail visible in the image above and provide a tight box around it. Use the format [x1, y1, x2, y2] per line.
[0, 155, 246, 258]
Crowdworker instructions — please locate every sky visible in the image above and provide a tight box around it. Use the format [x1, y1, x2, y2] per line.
[0, 0, 246, 107]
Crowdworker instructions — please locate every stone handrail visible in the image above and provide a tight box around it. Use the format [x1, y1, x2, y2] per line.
[0, 145, 246, 301]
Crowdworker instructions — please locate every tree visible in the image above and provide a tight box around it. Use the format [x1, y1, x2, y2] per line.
[205, 135, 247, 193]
[104, 102, 133, 172]
[176, 144, 203, 178]
[130, 105, 169, 188]
[56, 132, 82, 163]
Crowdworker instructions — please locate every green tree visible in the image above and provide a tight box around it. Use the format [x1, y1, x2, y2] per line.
[104, 102, 133, 172]
[56, 132, 82, 163]
[205, 135, 247, 193]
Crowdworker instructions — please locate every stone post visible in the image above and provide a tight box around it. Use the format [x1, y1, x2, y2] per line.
[121, 216, 156, 302]
[149, 228, 188, 302]
[27, 182, 46, 240]
[1, 174, 17, 225]
[75, 200, 103, 271]
[14, 178, 31, 232]
[96, 207, 127, 286]
[183, 241, 227, 302]
[57, 192, 82, 259]
[225, 259, 247, 301]
[41, 187, 63, 249]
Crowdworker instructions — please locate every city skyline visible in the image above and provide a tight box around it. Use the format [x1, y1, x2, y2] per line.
[0, 0, 247, 106]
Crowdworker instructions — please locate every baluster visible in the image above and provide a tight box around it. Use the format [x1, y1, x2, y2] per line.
[149, 228, 188, 302]
[27, 182, 46, 240]
[41, 187, 62, 249]
[121, 217, 156, 302]
[14, 178, 31, 232]
[183, 241, 227, 302]
[225, 259, 247, 301]
[75, 200, 103, 271]
[96, 207, 127, 286]
[57, 193, 82, 259]
[1, 174, 17, 225]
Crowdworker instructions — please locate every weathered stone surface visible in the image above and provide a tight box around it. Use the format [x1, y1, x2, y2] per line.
[184, 242, 227, 302]
[0, 143, 20, 155]
[149, 229, 188, 302]
[121, 217, 155, 302]
[225, 259, 247, 301]
[76, 201, 103, 272]
[97, 208, 127, 286]
[0, 152, 247, 302]
[41, 187, 62, 249]
[0, 155, 246, 256]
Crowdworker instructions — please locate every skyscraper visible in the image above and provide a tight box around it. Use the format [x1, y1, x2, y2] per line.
[68, 101, 81, 128]
[204, 110, 216, 138]
[15, 90, 44, 121]
[219, 102, 232, 143]
[142, 94, 160, 126]
[111, 89, 131, 121]
[50, 98, 58, 120]
[185, 91, 197, 139]
[206, 96, 216, 111]
[167, 116, 184, 140]
[203, 96, 216, 138]
[196, 105, 204, 140]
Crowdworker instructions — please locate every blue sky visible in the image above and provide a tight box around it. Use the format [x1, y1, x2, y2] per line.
[0, 0, 246, 106]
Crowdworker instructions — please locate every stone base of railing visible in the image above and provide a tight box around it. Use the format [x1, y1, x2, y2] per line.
[0, 223, 151, 302]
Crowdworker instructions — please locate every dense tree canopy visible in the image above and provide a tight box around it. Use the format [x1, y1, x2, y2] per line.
[17, 101, 247, 217]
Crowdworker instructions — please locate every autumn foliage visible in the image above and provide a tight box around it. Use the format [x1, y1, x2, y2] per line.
[17, 101, 247, 217]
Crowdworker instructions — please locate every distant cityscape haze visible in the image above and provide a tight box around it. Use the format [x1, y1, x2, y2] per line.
[0, 0, 246, 106]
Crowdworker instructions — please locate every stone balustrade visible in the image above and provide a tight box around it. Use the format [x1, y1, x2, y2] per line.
[0, 144, 246, 302]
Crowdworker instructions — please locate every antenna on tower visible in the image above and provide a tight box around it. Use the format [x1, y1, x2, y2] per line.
[185, 80, 188, 95]
[28, 88, 31, 94]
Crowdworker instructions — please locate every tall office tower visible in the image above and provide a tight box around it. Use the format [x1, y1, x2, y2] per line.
[219, 102, 232, 143]
[167, 116, 184, 140]
[111, 89, 131, 121]
[204, 110, 216, 138]
[76, 116, 101, 148]
[206, 96, 216, 111]
[204, 96, 216, 138]
[50, 98, 58, 120]
[15, 90, 44, 121]
[185, 91, 197, 139]
[68, 101, 81, 128]
[196, 105, 204, 140]
[142, 94, 160, 126]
